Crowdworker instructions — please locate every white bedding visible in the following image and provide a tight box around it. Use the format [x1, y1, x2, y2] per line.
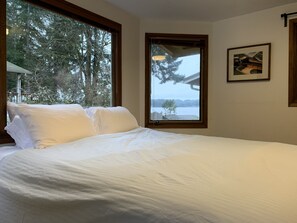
[1, 128, 297, 223]
[0, 146, 21, 161]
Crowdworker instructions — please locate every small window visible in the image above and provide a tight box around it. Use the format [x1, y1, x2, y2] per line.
[145, 33, 208, 128]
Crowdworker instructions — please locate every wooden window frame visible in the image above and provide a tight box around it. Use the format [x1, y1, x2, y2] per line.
[289, 18, 297, 107]
[145, 33, 208, 129]
[0, 0, 122, 143]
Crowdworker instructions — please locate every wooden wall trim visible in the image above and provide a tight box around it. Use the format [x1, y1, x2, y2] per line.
[145, 33, 208, 128]
[289, 18, 297, 107]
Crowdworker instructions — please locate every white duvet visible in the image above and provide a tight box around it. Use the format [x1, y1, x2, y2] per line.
[1, 128, 297, 223]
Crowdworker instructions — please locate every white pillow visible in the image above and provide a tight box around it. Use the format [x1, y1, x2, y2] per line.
[86, 106, 138, 134]
[7, 102, 18, 122]
[5, 115, 34, 149]
[16, 104, 96, 149]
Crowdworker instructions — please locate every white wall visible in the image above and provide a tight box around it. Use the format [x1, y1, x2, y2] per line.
[66, 1, 297, 145]
[139, 3, 297, 145]
[212, 3, 297, 145]
[66, 0, 140, 121]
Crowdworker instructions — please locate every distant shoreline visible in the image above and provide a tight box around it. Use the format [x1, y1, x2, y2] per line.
[151, 107, 199, 117]
[151, 99, 199, 107]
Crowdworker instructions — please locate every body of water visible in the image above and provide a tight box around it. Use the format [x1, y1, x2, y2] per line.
[151, 107, 199, 116]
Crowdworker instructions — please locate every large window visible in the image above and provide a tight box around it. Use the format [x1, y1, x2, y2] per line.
[145, 33, 208, 128]
[0, 0, 122, 143]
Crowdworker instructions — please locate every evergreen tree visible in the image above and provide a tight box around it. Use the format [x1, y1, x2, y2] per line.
[151, 44, 184, 84]
[6, 0, 112, 106]
[6, 0, 181, 106]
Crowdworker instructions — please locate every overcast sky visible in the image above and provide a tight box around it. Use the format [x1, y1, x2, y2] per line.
[151, 54, 200, 100]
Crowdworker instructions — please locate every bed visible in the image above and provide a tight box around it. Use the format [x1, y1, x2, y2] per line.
[1, 104, 297, 223]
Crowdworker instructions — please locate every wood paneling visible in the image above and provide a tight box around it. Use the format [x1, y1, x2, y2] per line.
[289, 18, 297, 107]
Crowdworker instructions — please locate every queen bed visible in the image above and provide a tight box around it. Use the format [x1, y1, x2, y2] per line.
[1, 104, 297, 223]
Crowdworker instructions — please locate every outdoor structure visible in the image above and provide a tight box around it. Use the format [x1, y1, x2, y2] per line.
[183, 72, 200, 91]
[6, 61, 32, 103]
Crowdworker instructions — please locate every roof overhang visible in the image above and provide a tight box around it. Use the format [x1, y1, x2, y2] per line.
[7, 61, 32, 74]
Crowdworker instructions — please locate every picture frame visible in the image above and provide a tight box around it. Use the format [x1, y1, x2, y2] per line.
[227, 43, 271, 82]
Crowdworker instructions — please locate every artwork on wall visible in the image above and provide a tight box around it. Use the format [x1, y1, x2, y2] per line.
[227, 43, 271, 82]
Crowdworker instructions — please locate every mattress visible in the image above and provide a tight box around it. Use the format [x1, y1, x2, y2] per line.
[1, 128, 297, 223]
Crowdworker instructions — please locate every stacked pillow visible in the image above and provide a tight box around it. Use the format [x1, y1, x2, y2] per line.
[7, 102, 18, 122]
[86, 106, 139, 134]
[6, 103, 96, 149]
[5, 115, 34, 149]
[6, 103, 139, 149]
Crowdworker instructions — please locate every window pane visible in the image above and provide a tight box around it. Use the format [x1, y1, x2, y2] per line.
[6, 0, 112, 107]
[150, 43, 200, 121]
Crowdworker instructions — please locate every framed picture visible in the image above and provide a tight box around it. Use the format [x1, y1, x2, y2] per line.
[227, 43, 271, 82]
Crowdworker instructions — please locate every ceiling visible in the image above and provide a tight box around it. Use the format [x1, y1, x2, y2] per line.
[104, 0, 297, 22]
